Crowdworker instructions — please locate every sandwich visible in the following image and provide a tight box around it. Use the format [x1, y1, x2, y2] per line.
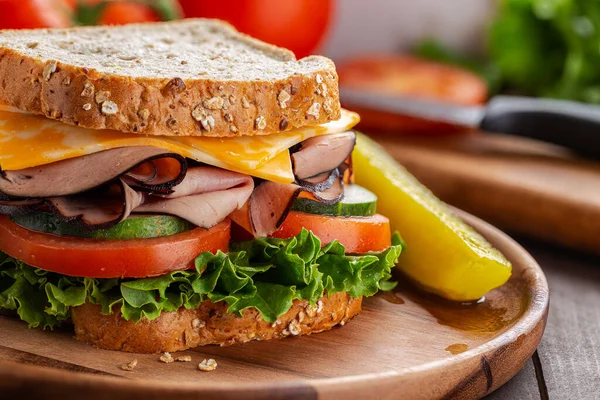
[0, 19, 403, 353]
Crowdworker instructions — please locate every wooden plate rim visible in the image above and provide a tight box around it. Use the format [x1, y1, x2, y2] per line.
[0, 209, 550, 396]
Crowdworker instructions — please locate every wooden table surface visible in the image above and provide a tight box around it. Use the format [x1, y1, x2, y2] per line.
[485, 235, 600, 399]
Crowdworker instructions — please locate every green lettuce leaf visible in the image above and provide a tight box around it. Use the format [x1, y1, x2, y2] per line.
[0, 230, 404, 329]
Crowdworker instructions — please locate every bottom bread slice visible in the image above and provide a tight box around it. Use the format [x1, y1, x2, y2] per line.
[71, 292, 363, 353]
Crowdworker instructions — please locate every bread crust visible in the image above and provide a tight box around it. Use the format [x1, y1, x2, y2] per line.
[0, 20, 341, 137]
[71, 292, 362, 353]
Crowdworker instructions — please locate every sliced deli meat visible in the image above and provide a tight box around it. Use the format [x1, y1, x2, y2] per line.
[134, 167, 254, 228]
[0, 148, 254, 229]
[0, 147, 186, 198]
[291, 131, 355, 179]
[231, 132, 355, 237]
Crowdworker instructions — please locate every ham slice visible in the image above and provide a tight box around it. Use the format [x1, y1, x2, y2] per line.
[0, 148, 253, 230]
[291, 131, 355, 179]
[231, 132, 355, 237]
[0, 147, 186, 198]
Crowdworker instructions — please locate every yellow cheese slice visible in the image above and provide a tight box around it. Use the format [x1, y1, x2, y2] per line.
[0, 106, 359, 183]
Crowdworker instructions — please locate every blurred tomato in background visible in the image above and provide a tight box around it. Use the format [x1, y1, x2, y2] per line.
[0, 0, 72, 28]
[179, 0, 333, 58]
[0, 0, 333, 58]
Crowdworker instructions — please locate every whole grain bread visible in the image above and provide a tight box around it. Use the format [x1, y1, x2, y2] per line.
[71, 292, 362, 353]
[0, 19, 341, 137]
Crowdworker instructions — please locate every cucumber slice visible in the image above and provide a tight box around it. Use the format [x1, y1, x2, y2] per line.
[11, 212, 194, 240]
[292, 184, 377, 217]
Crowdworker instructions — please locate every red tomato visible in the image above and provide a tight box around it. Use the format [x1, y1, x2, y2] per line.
[178, 0, 333, 58]
[0, 216, 230, 278]
[98, 1, 160, 25]
[0, 0, 72, 29]
[270, 212, 392, 253]
[338, 55, 488, 134]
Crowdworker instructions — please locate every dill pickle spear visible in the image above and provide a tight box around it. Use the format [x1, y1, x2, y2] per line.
[353, 133, 512, 301]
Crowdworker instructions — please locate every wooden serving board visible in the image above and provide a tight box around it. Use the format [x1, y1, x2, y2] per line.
[0, 211, 548, 400]
[374, 132, 600, 255]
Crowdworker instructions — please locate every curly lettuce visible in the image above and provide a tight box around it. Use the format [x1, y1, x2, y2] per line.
[0, 230, 403, 329]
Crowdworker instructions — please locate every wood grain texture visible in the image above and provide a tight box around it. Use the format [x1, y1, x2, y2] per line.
[0, 211, 549, 400]
[374, 132, 600, 255]
[484, 358, 540, 400]
[524, 239, 600, 400]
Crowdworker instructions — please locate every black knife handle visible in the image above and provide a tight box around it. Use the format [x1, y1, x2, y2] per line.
[481, 95, 600, 158]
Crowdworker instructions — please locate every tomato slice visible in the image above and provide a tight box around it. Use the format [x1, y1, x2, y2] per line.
[0, 216, 230, 279]
[270, 212, 391, 253]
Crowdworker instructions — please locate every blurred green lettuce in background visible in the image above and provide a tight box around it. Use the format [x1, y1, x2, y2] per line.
[417, 0, 600, 103]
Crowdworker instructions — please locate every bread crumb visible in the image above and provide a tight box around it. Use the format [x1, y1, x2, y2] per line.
[198, 358, 217, 372]
[101, 101, 118, 115]
[340, 320, 346, 326]
[120, 359, 138, 371]
[176, 355, 192, 362]
[27, 42, 38, 49]
[159, 352, 174, 364]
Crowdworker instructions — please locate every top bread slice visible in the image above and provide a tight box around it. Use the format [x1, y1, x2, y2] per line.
[0, 19, 341, 137]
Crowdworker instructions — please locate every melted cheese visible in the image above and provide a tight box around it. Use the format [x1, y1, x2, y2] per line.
[0, 106, 359, 183]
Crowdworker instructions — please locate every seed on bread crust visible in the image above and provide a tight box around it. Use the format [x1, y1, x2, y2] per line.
[288, 319, 301, 336]
[42, 61, 57, 81]
[255, 116, 266, 130]
[81, 82, 94, 97]
[278, 89, 291, 109]
[203, 96, 224, 110]
[306, 102, 321, 119]
[138, 109, 150, 121]
[101, 101, 118, 115]
[163, 77, 186, 95]
[279, 118, 289, 130]
[241, 96, 251, 109]
[82, 103, 91, 111]
[95, 91, 110, 104]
